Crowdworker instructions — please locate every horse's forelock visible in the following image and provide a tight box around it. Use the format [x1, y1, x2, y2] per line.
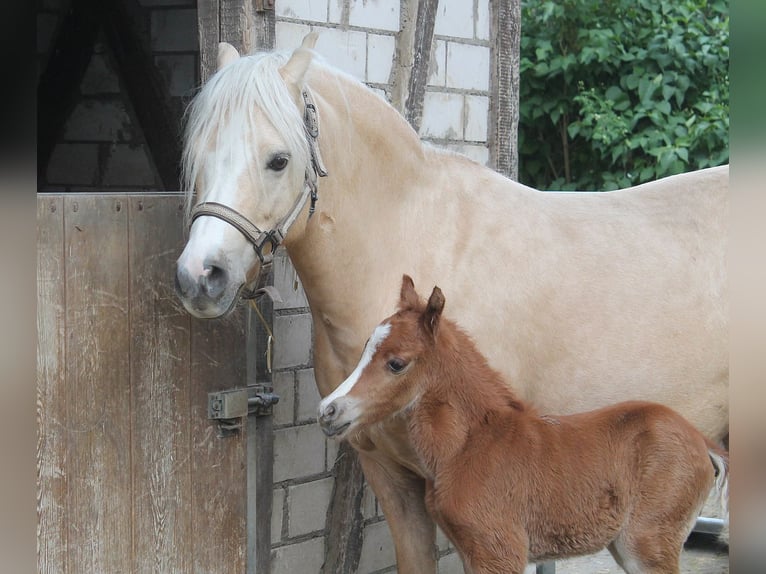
[181, 51, 312, 217]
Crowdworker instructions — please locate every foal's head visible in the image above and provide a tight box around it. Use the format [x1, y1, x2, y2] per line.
[318, 275, 445, 440]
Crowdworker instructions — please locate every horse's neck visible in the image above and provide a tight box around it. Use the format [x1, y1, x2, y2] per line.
[411, 324, 527, 473]
[284, 70, 432, 355]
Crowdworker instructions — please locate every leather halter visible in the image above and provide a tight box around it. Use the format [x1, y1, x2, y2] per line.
[188, 89, 328, 298]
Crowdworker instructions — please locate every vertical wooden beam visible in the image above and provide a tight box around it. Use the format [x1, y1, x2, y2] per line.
[129, 196, 192, 572]
[197, 0, 276, 83]
[63, 195, 132, 572]
[489, 0, 522, 180]
[37, 196, 68, 574]
[404, 0, 440, 132]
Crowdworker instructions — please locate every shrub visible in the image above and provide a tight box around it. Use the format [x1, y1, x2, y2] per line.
[518, 0, 729, 190]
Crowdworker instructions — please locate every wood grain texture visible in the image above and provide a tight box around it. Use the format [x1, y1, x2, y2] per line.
[63, 195, 132, 572]
[37, 194, 250, 572]
[129, 196, 192, 573]
[37, 196, 68, 574]
[190, 310, 248, 574]
[197, 0, 221, 84]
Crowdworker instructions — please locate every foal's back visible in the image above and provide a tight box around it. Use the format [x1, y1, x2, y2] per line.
[425, 393, 719, 572]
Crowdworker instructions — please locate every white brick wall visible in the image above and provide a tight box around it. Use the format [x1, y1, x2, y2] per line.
[273, 424, 326, 482]
[287, 477, 334, 537]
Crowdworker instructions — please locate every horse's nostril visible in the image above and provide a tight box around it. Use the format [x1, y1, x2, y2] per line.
[201, 263, 228, 299]
[325, 403, 336, 418]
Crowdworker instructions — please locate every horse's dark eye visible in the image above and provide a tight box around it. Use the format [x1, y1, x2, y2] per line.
[387, 358, 408, 374]
[267, 155, 289, 171]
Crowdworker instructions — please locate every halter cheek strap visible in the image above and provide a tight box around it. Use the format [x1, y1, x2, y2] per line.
[188, 88, 328, 298]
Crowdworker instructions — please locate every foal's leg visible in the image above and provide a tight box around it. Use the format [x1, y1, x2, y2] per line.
[359, 452, 438, 574]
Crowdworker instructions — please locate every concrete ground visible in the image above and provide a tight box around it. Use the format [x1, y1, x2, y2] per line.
[523, 533, 729, 573]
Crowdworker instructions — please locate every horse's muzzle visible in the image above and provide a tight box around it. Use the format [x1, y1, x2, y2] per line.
[174, 259, 238, 318]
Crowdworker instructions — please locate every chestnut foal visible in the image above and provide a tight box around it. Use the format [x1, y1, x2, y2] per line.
[318, 276, 729, 574]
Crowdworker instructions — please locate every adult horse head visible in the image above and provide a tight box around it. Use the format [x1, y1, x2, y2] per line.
[176, 34, 325, 318]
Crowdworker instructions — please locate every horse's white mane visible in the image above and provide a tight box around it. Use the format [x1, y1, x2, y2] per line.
[181, 51, 312, 212]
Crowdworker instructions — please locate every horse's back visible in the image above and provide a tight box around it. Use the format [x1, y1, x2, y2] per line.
[424, 164, 728, 439]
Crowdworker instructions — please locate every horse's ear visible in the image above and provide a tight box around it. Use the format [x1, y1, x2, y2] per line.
[217, 42, 240, 70]
[280, 32, 318, 87]
[399, 274, 419, 310]
[423, 286, 445, 339]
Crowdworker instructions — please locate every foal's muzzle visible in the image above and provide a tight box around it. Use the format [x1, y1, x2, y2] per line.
[318, 400, 351, 438]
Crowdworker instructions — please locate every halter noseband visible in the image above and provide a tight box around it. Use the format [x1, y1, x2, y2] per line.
[188, 89, 328, 298]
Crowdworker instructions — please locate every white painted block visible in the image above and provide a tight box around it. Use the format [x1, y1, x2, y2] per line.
[446, 41, 490, 91]
[358, 521, 396, 573]
[275, 20, 313, 53]
[273, 424, 326, 482]
[271, 537, 325, 574]
[277, 0, 328, 22]
[476, 0, 491, 41]
[314, 26, 368, 80]
[446, 142, 490, 166]
[464, 94, 489, 142]
[287, 477, 334, 537]
[297, 369, 321, 423]
[348, 0, 400, 32]
[438, 550, 465, 574]
[435, 0, 474, 39]
[420, 91, 463, 140]
[367, 33, 396, 84]
[428, 39, 447, 87]
[273, 313, 313, 369]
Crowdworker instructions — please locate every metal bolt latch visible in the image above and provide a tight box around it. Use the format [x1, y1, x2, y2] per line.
[208, 384, 280, 437]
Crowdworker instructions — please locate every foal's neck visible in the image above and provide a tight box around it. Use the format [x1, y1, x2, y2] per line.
[411, 322, 528, 471]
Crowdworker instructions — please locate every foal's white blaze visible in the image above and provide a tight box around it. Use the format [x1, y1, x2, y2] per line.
[319, 322, 391, 413]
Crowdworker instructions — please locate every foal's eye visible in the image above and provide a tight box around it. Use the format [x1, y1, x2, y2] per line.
[387, 358, 408, 374]
[267, 154, 289, 171]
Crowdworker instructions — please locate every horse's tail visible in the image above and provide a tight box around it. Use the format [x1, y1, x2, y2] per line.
[707, 440, 729, 544]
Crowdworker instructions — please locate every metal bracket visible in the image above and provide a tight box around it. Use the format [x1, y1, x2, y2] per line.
[254, 0, 275, 12]
[208, 384, 280, 437]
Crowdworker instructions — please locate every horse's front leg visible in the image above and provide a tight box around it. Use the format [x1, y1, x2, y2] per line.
[359, 451, 438, 574]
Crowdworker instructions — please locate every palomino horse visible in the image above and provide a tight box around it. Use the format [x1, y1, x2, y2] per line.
[175, 35, 728, 573]
[317, 275, 729, 574]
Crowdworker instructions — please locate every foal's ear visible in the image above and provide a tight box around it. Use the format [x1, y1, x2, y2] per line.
[423, 286, 445, 339]
[217, 42, 240, 70]
[399, 274, 419, 310]
[280, 32, 318, 87]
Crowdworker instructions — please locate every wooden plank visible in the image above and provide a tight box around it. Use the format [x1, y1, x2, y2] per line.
[198, 0, 221, 84]
[129, 195, 192, 573]
[488, 0, 522, 180]
[63, 195, 132, 572]
[404, 0, 439, 132]
[37, 195, 68, 574]
[190, 309, 248, 574]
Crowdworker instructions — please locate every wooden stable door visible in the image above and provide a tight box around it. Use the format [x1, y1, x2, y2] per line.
[37, 193, 248, 574]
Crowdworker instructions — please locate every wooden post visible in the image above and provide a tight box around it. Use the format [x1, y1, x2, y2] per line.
[197, 0, 275, 83]
[489, 0, 522, 180]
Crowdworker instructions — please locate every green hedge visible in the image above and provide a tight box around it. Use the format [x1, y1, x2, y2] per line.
[518, 0, 729, 190]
